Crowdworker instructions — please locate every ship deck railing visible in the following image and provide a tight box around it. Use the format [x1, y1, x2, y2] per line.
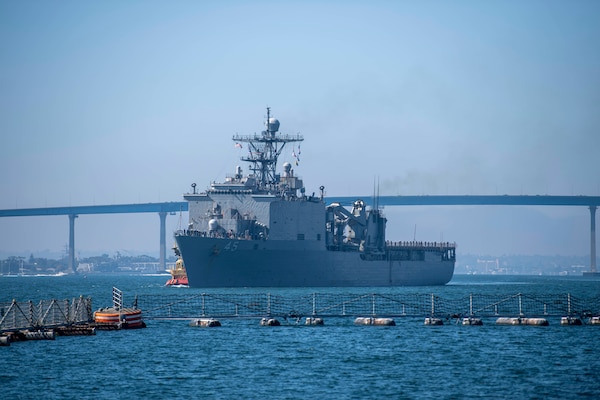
[175, 229, 260, 240]
[386, 241, 456, 250]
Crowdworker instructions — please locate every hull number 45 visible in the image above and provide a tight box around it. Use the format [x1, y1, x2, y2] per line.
[223, 241, 239, 251]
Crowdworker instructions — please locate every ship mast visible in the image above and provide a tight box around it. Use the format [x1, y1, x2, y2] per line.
[232, 108, 303, 193]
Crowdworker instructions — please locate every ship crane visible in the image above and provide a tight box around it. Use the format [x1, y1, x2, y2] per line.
[327, 200, 368, 244]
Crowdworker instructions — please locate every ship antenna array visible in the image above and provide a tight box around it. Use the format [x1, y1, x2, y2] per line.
[232, 108, 304, 192]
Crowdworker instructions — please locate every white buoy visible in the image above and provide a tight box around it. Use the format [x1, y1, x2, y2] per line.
[373, 318, 395, 326]
[305, 317, 324, 325]
[462, 317, 483, 326]
[560, 316, 582, 326]
[260, 318, 280, 326]
[496, 317, 548, 326]
[354, 317, 395, 326]
[424, 317, 443, 325]
[189, 318, 221, 327]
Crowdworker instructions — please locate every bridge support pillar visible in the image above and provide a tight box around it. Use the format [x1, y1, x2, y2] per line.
[590, 206, 597, 273]
[159, 212, 167, 272]
[68, 214, 78, 273]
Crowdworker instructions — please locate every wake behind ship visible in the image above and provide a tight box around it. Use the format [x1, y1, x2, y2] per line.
[175, 108, 455, 287]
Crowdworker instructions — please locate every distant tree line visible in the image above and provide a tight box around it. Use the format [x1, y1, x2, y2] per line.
[0, 255, 67, 275]
[0, 253, 167, 275]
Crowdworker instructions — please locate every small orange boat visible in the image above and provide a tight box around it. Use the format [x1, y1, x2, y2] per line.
[166, 256, 188, 286]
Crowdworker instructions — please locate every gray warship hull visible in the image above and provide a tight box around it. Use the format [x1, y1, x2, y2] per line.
[175, 235, 455, 287]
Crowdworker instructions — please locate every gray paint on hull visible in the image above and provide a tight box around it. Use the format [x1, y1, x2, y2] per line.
[175, 236, 454, 287]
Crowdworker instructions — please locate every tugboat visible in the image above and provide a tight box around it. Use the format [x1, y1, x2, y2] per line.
[165, 246, 188, 286]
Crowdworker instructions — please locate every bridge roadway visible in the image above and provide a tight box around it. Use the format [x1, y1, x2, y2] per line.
[1, 195, 599, 273]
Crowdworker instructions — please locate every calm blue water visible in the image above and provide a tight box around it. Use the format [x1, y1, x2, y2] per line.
[2, 274, 599, 399]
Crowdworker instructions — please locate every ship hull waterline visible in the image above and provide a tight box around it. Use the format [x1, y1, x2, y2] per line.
[175, 236, 455, 288]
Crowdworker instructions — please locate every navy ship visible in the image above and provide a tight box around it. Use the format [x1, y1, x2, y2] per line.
[175, 108, 455, 287]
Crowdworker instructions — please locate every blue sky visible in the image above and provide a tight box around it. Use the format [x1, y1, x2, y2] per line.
[1, 1, 599, 258]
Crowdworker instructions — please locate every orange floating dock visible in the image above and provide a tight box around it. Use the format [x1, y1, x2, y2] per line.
[94, 307, 145, 329]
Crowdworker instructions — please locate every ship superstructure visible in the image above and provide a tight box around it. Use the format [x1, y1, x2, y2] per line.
[175, 108, 455, 287]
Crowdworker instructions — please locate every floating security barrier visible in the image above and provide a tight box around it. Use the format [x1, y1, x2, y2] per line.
[560, 316, 583, 326]
[4, 332, 26, 342]
[424, 317, 444, 326]
[94, 307, 146, 329]
[305, 317, 324, 326]
[24, 330, 56, 340]
[354, 317, 396, 326]
[54, 325, 97, 336]
[189, 318, 221, 327]
[260, 318, 280, 326]
[496, 317, 549, 326]
[462, 317, 483, 326]
[0, 336, 10, 346]
[4, 330, 55, 341]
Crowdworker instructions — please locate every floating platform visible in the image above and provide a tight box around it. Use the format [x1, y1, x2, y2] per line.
[260, 318, 280, 326]
[25, 330, 56, 340]
[5, 330, 56, 341]
[189, 318, 221, 327]
[424, 317, 444, 325]
[354, 317, 396, 326]
[496, 317, 549, 326]
[560, 316, 583, 326]
[93, 308, 146, 329]
[462, 317, 483, 325]
[305, 317, 324, 325]
[54, 325, 97, 336]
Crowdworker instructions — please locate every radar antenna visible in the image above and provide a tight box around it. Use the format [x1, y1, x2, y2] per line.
[232, 108, 303, 193]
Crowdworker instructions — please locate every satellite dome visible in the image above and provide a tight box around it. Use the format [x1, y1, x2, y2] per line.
[283, 162, 292, 172]
[208, 219, 220, 231]
[267, 117, 280, 133]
